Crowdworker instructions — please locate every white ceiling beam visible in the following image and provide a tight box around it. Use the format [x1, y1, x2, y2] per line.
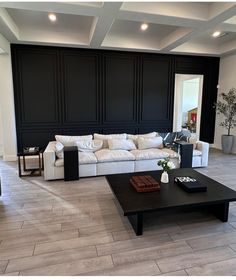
[219, 22, 236, 32]
[160, 27, 193, 51]
[0, 32, 10, 53]
[160, 4, 236, 52]
[0, 2, 102, 17]
[117, 10, 206, 28]
[0, 8, 19, 41]
[89, 2, 122, 48]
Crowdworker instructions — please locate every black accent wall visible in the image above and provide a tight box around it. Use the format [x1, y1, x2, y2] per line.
[11, 44, 219, 151]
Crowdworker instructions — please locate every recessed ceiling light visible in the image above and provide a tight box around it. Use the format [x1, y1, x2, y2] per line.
[48, 13, 57, 22]
[141, 23, 148, 31]
[212, 31, 221, 38]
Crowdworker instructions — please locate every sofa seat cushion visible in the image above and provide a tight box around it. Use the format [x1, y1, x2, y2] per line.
[161, 148, 179, 158]
[193, 149, 202, 156]
[79, 152, 98, 164]
[130, 149, 169, 161]
[95, 149, 135, 163]
[54, 152, 97, 167]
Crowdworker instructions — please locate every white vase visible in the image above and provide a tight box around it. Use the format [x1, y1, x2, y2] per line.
[161, 171, 169, 183]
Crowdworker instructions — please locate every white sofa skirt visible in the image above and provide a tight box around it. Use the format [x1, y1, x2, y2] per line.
[97, 161, 134, 176]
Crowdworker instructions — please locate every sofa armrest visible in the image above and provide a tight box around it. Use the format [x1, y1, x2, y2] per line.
[196, 141, 209, 167]
[43, 141, 56, 180]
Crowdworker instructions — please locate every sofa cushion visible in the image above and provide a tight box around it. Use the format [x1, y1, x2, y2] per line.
[130, 149, 169, 161]
[55, 141, 64, 159]
[55, 135, 93, 146]
[137, 136, 163, 150]
[79, 152, 98, 164]
[127, 132, 158, 145]
[94, 133, 127, 148]
[193, 149, 202, 156]
[108, 139, 136, 150]
[95, 149, 135, 162]
[161, 148, 179, 158]
[75, 139, 103, 152]
[54, 152, 97, 167]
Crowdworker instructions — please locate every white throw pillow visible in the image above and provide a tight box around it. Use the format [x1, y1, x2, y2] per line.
[94, 133, 127, 148]
[75, 139, 103, 152]
[55, 135, 92, 146]
[108, 139, 136, 150]
[55, 142, 64, 159]
[188, 136, 197, 149]
[128, 132, 158, 145]
[138, 136, 163, 150]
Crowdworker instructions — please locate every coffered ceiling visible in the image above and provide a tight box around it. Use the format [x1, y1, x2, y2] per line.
[0, 1, 236, 56]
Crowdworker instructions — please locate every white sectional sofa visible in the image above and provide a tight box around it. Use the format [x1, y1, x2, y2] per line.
[43, 132, 209, 180]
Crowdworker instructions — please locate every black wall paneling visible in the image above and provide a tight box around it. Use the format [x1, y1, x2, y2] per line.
[140, 55, 173, 132]
[61, 50, 100, 125]
[11, 44, 220, 151]
[103, 53, 138, 124]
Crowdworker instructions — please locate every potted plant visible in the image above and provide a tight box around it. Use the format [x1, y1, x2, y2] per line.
[157, 157, 175, 183]
[215, 88, 236, 153]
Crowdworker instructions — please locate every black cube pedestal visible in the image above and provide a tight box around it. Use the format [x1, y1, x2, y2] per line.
[174, 140, 193, 168]
[64, 146, 79, 181]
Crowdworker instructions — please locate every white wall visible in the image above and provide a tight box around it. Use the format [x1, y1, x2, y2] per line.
[214, 53, 236, 153]
[0, 107, 3, 156]
[0, 35, 17, 161]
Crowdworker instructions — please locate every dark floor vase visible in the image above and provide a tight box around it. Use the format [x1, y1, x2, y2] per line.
[222, 135, 234, 153]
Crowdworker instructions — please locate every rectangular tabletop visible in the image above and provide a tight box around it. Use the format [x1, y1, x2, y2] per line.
[106, 168, 236, 216]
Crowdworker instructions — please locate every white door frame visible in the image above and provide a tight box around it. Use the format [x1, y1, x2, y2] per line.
[173, 74, 204, 139]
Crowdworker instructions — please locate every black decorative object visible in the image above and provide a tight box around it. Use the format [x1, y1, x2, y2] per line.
[174, 140, 193, 168]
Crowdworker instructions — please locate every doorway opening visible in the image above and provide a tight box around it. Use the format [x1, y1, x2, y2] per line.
[173, 74, 204, 139]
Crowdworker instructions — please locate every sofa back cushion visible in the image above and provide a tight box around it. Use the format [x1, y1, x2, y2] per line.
[75, 139, 103, 152]
[94, 133, 127, 148]
[138, 136, 163, 150]
[127, 132, 158, 146]
[108, 139, 136, 151]
[55, 135, 93, 146]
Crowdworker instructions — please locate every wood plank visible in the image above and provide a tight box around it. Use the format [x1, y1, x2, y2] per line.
[186, 257, 236, 275]
[20, 255, 113, 276]
[156, 246, 236, 273]
[81, 260, 161, 276]
[186, 231, 236, 250]
[112, 241, 192, 266]
[6, 246, 97, 273]
[96, 233, 172, 256]
[0, 245, 34, 261]
[34, 232, 113, 255]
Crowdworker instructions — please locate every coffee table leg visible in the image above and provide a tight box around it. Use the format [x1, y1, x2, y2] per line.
[127, 213, 143, 236]
[210, 202, 229, 222]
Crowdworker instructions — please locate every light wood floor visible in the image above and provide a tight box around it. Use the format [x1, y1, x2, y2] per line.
[1, 149, 236, 276]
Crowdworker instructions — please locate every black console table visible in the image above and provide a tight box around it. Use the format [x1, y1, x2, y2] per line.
[174, 140, 193, 168]
[64, 146, 79, 181]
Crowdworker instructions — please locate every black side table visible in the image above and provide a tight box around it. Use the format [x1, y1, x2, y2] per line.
[174, 140, 193, 168]
[64, 146, 79, 181]
[17, 148, 44, 177]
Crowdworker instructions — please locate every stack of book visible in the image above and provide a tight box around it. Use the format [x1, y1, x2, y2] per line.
[174, 176, 207, 193]
[130, 175, 160, 192]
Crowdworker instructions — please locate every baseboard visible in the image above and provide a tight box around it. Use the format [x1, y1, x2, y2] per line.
[3, 155, 17, 161]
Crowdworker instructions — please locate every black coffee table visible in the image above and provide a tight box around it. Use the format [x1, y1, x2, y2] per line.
[106, 168, 236, 235]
